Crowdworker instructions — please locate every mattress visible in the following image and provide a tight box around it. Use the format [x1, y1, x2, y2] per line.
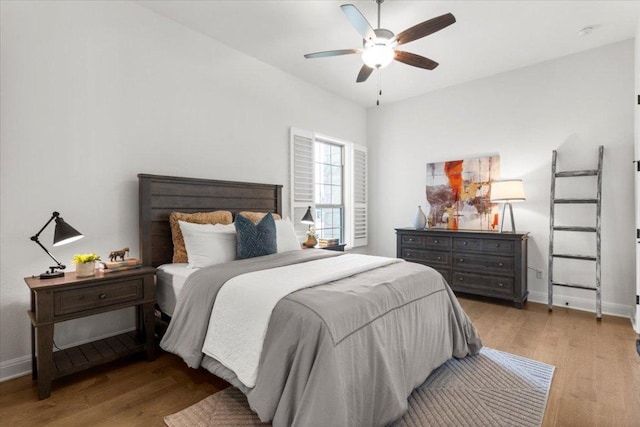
[155, 263, 195, 316]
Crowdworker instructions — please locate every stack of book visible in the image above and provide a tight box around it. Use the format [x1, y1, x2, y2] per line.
[318, 238, 339, 247]
[98, 258, 142, 274]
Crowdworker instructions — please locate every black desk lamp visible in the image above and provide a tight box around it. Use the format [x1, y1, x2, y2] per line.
[301, 206, 314, 227]
[30, 211, 83, 279]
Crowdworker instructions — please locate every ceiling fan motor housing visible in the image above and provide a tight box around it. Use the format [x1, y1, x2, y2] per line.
[362, 28, 397, 68]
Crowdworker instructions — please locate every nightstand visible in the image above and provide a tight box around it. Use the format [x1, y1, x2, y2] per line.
[25, 267, 156, 399]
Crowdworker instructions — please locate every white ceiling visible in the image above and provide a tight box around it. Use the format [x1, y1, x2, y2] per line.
[135, 1, 640, 107]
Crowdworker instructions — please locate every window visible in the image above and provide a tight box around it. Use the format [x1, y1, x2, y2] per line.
[290, 128, 367, 248]
[314, 141, 344, 241]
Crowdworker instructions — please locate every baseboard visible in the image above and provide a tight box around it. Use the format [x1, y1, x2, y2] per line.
[0, 327, 136, 383]
[0, 355, 32, 382]
[528, 290, 634, 319]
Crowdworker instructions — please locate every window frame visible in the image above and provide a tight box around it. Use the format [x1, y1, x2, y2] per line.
[314, 137, 347, 243]
[290, 128, 367, 249]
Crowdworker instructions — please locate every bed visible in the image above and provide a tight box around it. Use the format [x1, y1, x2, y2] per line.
[138, 173, 482, 427]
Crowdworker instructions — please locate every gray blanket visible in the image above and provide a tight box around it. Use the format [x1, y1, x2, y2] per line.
[161, 250, 482, 427]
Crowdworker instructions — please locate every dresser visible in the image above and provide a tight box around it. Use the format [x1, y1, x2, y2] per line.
[395, 228, 529, 308]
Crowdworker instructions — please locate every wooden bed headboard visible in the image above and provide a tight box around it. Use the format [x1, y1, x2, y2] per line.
[138, 174, 283, 267]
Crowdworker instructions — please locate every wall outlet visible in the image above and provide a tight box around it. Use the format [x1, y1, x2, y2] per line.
[536, 270, 543, 279]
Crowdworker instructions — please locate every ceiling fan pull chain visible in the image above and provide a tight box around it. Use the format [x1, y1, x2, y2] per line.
[376, 71, 382, 106]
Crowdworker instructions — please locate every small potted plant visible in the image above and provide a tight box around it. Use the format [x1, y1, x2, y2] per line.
[73, 253, 101, 278]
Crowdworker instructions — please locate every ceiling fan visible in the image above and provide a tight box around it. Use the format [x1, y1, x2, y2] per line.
[304, 0, 456, 83]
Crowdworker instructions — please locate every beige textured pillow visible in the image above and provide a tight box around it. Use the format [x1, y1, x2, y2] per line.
[169, 211, 233, 263]
[238, 211, 282, 224]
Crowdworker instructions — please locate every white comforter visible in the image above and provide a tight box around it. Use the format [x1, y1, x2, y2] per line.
[202, 254, 401, 387]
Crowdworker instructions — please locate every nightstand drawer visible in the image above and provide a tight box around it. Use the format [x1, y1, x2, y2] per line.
[402, 248, 449, 266]
[54, 279, 143, 316]
[452, 253, 513, 274]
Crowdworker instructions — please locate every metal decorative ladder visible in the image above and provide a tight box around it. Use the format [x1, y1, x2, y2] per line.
[548, 146, 604, 319]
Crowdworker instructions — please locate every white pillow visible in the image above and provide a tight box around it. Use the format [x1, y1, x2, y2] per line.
[178, 221, 236, 268]
[275, 218, 302, 253]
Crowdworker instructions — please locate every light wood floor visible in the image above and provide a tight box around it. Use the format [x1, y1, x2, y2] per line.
[1, 299, 638, 426]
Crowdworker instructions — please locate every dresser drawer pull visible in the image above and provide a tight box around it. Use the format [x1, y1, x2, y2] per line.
[437, 256, 441, 260]
[406, 252, 412, 258]
[498, 283, 505, 287]
[408, 238, 415, 242]
[498, 262, 504, 267]
[463, 241, 468, 245]
[434, 239, 439, 244]
[459, 258, 464, 262]
[99, 293, 107, 300]
[495, 243, 501, 248]
[459, 277, 464, 281]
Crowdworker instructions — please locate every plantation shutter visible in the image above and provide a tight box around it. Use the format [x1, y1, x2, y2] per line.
[352, 144, 368, 247]
[290, 128, 315, 241]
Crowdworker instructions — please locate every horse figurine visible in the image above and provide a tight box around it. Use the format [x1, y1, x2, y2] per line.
[108, 247, 129, 262]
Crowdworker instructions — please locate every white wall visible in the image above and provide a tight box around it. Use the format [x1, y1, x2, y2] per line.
[0, 1, 366, 380]
[367, 40, 636, 319]
[634, 19, 640, 333]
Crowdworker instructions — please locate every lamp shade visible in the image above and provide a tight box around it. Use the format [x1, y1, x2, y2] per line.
[301, 206, 314, 224]
[53, 216, 83, 246]
[490, 179, 526, 203]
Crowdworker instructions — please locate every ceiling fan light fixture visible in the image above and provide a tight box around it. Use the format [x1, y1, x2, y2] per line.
[362, 44, 395, 69]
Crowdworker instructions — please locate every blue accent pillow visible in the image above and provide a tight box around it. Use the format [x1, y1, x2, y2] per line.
[235, 212, 277, 259]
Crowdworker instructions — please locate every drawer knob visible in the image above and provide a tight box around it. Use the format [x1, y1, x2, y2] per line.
[498, 262, 504, 267]
[459, 258, 464, 262]
[459, 277, 464, 281]
[434, 239, 439, 244]
[406, 252, 412, 257]
[99, 293, 107, 300]
[437, 256, 441, 260]
[495, 243, 501, 248]
[408, 238, 414, 242]
[498, 283, 504, 287]
[463, 241, 468, 245]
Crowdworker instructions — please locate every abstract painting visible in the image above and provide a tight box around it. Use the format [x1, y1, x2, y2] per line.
[426, 156, 500, 230]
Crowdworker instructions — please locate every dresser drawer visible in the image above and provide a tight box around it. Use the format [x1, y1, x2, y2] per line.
[424, 236, 451, 250]
[434, 268, 451, 284]
[453, 237, 483, 252]
[401, 235, 423, 246]
[402, 248, 449, 266]
[482, 239, 515, 254]
[54, 279, 144, 316]
[454, 237, 515, 255]
[452, 253, 513, 275]
[451, 271, 514, 297]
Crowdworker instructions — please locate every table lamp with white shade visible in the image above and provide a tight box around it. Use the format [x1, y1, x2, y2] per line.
[490, 179, 526, 233]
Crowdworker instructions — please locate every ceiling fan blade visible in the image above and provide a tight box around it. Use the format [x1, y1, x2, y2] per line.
[341, 4, 376, 41]
[395, 13, 456, 46]
[304, 49, 362, 59]
[394, 51, 439, 70]
[356, 64, 374, 83]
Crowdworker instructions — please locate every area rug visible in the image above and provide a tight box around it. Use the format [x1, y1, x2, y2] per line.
[164, 347, 555, 427]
